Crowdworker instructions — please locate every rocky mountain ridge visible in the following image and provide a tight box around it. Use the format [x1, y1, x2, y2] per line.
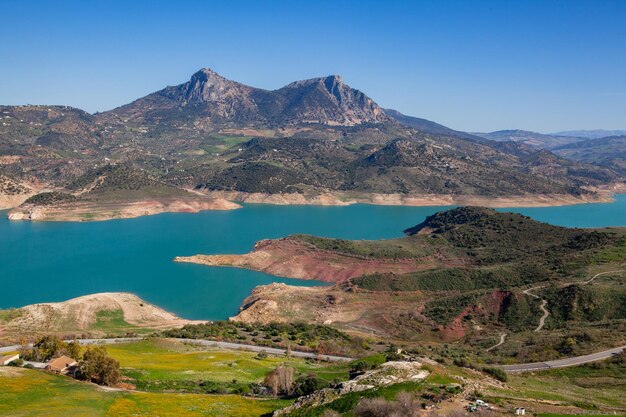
[102, 68, 391, 127]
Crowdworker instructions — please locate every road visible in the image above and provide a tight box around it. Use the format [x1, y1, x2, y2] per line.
[535, 299, 549, 332]
[0, 337, 353, 362]
[522, 286, 549, 332]
[519, 270, 626, 334]
[3, 336, 623, 372]
[500, 345, 625, 372]
[486, 333, 507, 352]
[582, 269, 626, 285]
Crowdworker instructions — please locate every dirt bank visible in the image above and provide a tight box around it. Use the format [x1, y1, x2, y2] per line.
[204, 190, 615, 208]
[0, 292, 203, 341]
[0, 192, 35, 210]
[175, 238, 434, 282]
[7, 197, 241, 221]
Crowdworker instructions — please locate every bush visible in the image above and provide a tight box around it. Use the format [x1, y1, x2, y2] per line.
[292, 373, 329, 397]
[482, 367, 507, 382]
[7, 358, 24, 367]
[354, 392, 420, 417]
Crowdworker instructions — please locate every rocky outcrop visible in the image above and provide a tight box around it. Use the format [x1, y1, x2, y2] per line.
[273, 361, 429, 416]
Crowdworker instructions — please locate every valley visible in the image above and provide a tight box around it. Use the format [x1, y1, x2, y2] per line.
[3, 2, 625, 416]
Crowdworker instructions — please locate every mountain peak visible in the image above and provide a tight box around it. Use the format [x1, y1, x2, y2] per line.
[191, 67, 224, 80]
[281, 74, 342, 88]
[109, 68, 390, 126]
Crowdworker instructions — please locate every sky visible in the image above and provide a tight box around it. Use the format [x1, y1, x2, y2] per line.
[1, 0, 625, 133]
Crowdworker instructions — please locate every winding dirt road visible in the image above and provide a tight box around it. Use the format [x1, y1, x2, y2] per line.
[523, 270, 626, 333]
[522, 286, 549, 332]
[486, 333, 507, 352]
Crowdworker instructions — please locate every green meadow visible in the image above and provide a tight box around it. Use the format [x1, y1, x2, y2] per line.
[105, 338, 350, 392]
[0, 367, 289, 417]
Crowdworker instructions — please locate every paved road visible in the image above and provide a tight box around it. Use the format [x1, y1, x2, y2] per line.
[2, 337, 624, 372]
[500, 345, 625, 372]
[0, 337, 353, 362]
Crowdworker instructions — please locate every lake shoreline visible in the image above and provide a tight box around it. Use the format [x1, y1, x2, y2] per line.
[2, 195, 625, 321]
[6, 196, 241, 222]
[4, 185, 623, 222]
[204, 190, 617, 208]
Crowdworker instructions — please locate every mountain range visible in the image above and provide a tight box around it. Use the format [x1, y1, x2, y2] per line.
[0, 68, 623, 215]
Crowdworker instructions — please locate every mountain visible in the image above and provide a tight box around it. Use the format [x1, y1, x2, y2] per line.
[384, 109, 484, 141]
[551, 129, 626, 139]
[473, 129, 585, 149]
[195, 134, 619, 197]
[101, 68, 390, 127]
[0, 68, 623, 216]
[553, 135, 626, 175]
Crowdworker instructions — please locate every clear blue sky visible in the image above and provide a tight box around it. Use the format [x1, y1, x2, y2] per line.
[1, 0, 625, 132]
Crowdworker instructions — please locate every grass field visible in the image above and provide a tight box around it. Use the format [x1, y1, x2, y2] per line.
[0, 367, 289, 417]
[91, 310, 152, 334]
[105, 338, 350, 391]
[484, 366, 626, 411]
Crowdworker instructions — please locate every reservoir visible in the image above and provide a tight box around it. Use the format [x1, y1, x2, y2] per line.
[1, 194, 625, 320]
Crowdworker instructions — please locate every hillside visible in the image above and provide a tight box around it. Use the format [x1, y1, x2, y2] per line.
[0, 292, 201, 342]
[2, 335, 624, 417]
[7, 164, 240, 221]
[178, 207, 626, 357]
[1, 69, 623, 220]
[553, 136, 626, 175]
[383, 108, 483, 141]
[474, 129, 585, 149]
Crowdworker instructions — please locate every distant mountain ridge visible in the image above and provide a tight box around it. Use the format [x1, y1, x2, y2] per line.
[553, 135, 626, 175]
[551, 129, 626, 139]
[384, 109, 484, 141]
[0, 68, 623, 214]
[473, 129, 585, 149]
[103, 68, 391, 127]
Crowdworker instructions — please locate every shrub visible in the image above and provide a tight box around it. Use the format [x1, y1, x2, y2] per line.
[354, 392, 420, 417]
[292, 373, 329, 397]
[482, 367, 507, 382]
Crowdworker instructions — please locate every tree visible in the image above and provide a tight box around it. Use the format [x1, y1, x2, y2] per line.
[65, 340, 82, 360]
[292, 373, 328, 396]
[22, 335, 66, 361]
[263, 364, 294, 396]
[78, 346, 120, 386]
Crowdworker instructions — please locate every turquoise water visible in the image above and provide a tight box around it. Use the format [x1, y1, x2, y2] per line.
[1, 195, 625, 320]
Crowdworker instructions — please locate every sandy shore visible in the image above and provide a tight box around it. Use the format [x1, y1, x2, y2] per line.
[7, 197, 241, 222]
